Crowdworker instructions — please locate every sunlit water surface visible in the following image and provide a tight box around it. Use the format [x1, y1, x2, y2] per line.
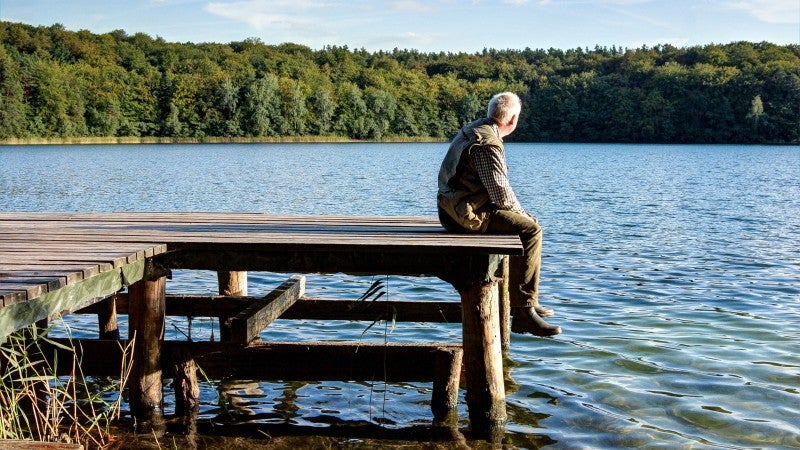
[2, 143, 798, 448]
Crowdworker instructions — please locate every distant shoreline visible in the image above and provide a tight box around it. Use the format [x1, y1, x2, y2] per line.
[2, 137, 795, 146]
[0, 136, 446, 145]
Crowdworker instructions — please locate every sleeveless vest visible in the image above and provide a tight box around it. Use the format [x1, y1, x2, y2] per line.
[437, 117, 503, 232]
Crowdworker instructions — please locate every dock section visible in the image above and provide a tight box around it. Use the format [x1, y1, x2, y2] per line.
[0, 212, 522, 441]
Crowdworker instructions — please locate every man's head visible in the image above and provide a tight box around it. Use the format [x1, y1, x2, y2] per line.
[487, 92, 521, 137]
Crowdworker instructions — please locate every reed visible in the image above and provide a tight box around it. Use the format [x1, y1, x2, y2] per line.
[0, 320, 135, 449]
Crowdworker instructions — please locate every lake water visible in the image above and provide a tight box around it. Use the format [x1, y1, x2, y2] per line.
[1, 143, 799, 448]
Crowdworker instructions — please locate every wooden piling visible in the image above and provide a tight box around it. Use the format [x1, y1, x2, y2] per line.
[128, 275, 166, 422]
[218, 271, 247, 341]
[459, 281, 506, 442]
[97, 295, 120, 340]
[431, 346, 463, 423]
[171, 346, 200, 417]
[498, 256, 511, 356]
[218, 271, 247, 296]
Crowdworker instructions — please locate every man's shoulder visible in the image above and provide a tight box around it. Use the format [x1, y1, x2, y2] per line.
[463, 118, 501, 146]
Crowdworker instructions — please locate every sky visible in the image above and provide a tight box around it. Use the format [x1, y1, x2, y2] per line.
[1, 0, 798, 53]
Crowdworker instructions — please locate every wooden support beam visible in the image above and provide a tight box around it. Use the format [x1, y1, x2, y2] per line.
[77, 295, 464, 323]
[46, 339, 462, 383]
[282, 298, 462, 323]
[45, 338, 463, 422]
[127, 275, 166, 423]
[459, 281, 506, 443]
[229, 275, 304, 343]
[154, 249, 505, 289]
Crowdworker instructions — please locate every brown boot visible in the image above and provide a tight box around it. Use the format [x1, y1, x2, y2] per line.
[533, 303, 554, 318]
[511, 307, 561, 337]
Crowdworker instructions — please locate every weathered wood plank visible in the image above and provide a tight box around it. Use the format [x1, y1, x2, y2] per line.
[0, 259, 145, 338]
[0, 270, 84, 284]
[0, 212, 521, 256]
[1, 255, 129, 268]
[0, 290, 27, 306]
[0, 277, 69, 293]
[0, 265, 101, 282]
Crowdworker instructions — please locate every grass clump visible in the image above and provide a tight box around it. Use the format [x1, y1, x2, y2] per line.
[0, 321, 134, 449]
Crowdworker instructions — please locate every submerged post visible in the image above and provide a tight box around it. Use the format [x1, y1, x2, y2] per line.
[171, 345, 200, 417]
[431, 345, 463, 423]
[218, 271, 247, 341]
[218, 271, 248, 296]
[128, 275, 166, 425]
[498, 256, 511, 356]
[97, 295, 120, 340]
[459, 281, 506, 442]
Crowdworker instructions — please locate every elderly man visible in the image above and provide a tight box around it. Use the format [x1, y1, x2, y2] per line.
[437, 92, 561, 337]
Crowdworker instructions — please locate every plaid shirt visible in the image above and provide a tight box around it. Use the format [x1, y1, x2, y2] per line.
[471, 142, 526, 215]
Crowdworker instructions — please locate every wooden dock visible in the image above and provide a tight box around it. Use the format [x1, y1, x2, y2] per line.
[0, 212, 523, 441]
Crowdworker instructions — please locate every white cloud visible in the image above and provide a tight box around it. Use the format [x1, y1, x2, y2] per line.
[390, 1, 434, 12]
[400, 31, 435, 46]
[729, 0, 800, 24]
[365, 31, 435, 49]
[204, 0, 327, 29]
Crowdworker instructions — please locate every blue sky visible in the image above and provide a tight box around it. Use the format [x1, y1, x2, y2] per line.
[2, 0, 798, 52]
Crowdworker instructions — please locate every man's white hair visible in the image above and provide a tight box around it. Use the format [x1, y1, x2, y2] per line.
[487, 92, 521, 123]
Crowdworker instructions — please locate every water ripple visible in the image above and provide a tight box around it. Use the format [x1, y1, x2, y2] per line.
[3, 143, 799, 448]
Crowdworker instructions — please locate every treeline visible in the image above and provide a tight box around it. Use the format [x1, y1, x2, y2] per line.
[1, 21, 798, 144]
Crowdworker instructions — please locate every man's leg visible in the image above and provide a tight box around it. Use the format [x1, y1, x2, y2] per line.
[486, 210, 561, 337]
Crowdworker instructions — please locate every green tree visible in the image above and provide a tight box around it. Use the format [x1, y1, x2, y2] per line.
[240, 74, 281, 136]
[22, 57, 87, 137]
[156, 70, 181, 136]
[0, 47, 28, 138]
[210, 76, 241, 137]
[334, 82, 368, 139]
[1, 21, 798, 143]
[364, 87, 396, 139]
[309, 88, 335, 135]
[280, 79, 308, 136]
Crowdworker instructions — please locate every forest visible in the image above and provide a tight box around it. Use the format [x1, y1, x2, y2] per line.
[1, 21, 798, 144]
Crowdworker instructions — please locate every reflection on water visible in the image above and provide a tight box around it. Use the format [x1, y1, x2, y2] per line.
[2, 143, 799, 448]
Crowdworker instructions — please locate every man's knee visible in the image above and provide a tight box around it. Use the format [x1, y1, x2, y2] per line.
[491, 210, 540, 236]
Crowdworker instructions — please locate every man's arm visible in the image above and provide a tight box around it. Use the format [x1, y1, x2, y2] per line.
[472, 145, 527, 215]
